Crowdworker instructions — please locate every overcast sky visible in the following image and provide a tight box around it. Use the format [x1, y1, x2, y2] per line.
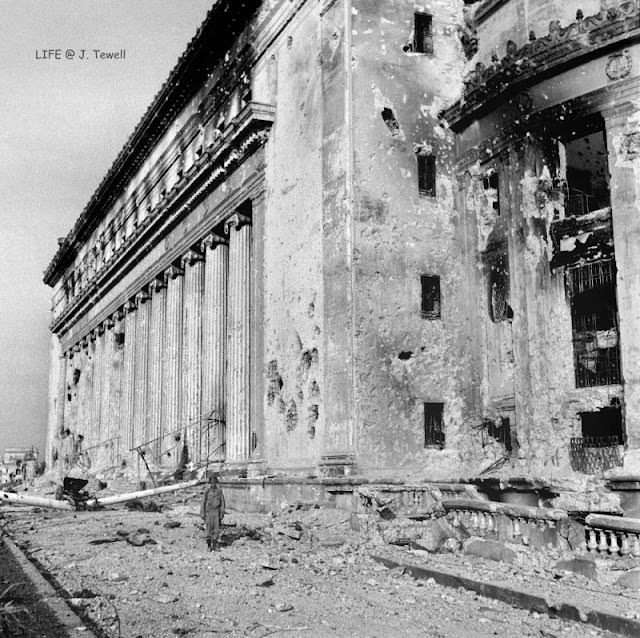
[0, 0, 214, 457]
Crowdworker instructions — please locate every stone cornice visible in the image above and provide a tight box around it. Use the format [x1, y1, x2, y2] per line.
[441, 1, 640, 132]
[50, 102, 274, 336]
[43, 0, 309, 288]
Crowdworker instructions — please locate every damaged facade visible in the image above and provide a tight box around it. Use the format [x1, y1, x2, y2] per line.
[44, 0, 640, 493]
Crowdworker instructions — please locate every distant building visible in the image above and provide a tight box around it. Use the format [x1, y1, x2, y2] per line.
[43, 0, 640, 498]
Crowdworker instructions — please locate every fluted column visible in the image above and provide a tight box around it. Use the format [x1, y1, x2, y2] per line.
[162, 266, 184, 466]
[121, 301, 137, 464]
[201, 233, 228, 461]
[99, 319, 115, 468]
[111, 310, 125, 468]
[225, 212, 252, 463]
[181, 249, 205, 464]
[56, 351, 68, 436]
[78, 338, 92, 443]
[92, 327, 104, 451]
[148, 278, 166, 462]
[133, 291, 151, 464]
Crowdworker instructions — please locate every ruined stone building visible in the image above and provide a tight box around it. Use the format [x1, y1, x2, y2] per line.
[44, 0, 640, 495]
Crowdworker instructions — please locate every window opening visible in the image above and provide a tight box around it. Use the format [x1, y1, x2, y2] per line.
[486, 251, 512, 323]
[482, 172, 500, 214]
[561, 121, 610, 217]
[421, 275, 441, 319]
[568, 260, 621, 387]
[418, 154, 436, 197]
[424, 402, 445, 448]
[414, 13, 433, 54]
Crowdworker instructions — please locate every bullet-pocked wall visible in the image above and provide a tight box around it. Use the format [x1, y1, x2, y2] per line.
[451, 2, 640, 474]
[261, 0, 325, 472]
[349, 0, 477, 477]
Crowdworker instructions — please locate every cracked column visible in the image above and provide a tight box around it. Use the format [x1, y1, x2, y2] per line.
[133, 291, 151, 467]
[225, 212, 252, 465]
[121, 301, 137, 464]
[181, 249, 204, 463]
[148, 277, 166, 462]
[201, 233, 228, 462]
[163, 265, 184, 467]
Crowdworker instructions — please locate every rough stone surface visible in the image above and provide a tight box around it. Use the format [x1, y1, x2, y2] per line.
[554, 557, 598, 581]
[463, 537, 517, 564]
[616, 567, 640, 590]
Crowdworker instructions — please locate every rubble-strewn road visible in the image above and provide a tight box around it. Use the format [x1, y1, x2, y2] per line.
[0, 496, 620, 638]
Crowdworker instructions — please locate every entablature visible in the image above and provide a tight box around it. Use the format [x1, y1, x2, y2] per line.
[50, 101, 274, 333]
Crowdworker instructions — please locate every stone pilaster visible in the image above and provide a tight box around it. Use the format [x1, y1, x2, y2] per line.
[133, 291, 151, 464]
[181, 249, 205, 464]
[162, 265, 184, 466]
[605, 105, 640, 464]
[121, 301, 137, 464]
[225, 212, 252, 465]
[201, 233, 228, 462]
[148, 278, 166, 462]
[47, 336, 66, 471]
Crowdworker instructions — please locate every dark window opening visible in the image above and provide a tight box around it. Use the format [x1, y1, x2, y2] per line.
[568, 261, 621, 388]
[483, 417, 513, 453]
[562, 121, 610, 217]
[73, 369, 81, 385]
[486, 251, 512, 323]
[115, 332, 125, 349]
[424, 402, 445, 448]
[418, 154, 436, 197]
[580, 406, 624, 445]
[414, 13, 433, 54]
[421, 275, 441, 319]
[381, 108, 401, 136]
[483, 172, 500, 214]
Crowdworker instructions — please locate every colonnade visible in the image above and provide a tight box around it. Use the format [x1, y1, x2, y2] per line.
[54, 209, 253, 474]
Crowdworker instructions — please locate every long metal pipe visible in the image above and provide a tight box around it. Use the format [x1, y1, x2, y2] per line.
[0, 491, 75, 511]
[85, 478, 205, 508]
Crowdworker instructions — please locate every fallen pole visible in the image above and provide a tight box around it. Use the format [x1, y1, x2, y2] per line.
[0, 491, 75, 511]
[85, 478, 205, 508]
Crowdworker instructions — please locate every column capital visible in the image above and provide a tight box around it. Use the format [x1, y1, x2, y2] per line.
[73, 342, 82, 353]
[200, 233, 228, 252]
[149, 277, 166, 294]
[123, 300, 136, 315]
[88, 331, 97, 343]
[224, 212, 252, 235]
[95, 324, 105, 337]
[164, 264, 185, 282]
[112, 308, 125, 322]
[181, 248, 204, 268]
[103, 318, 115, 331]
[135, 290, 151, 306]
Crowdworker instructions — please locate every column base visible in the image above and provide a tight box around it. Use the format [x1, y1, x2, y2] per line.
[318, 453, 356, 477]
[224, 460, 248, 478]
[247, 458, 267, 477]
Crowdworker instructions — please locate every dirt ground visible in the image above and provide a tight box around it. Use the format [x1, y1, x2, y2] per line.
[0, 490, 624, 638]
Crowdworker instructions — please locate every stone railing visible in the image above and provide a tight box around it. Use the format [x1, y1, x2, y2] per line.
[585, 513, 640, 558]
[443, 498, 568, 548]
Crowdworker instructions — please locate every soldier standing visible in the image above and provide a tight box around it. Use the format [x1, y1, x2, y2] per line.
[200, 474, 225, 551]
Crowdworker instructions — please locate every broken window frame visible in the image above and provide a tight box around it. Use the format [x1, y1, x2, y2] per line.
[482, 171, 500, 215]
[557, 116, 611, 218]
[421, 274, 441, 320]
[424, 402, 445, 449]
[484, 249, 512, 323]
[567, 259, 621, 388]
[417, 154, 436, 197]
[413, 13, 434, 55]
